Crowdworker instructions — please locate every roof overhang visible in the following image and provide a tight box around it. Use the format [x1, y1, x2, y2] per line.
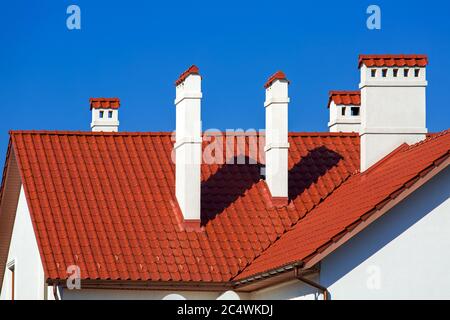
[48, 279, 234, 292]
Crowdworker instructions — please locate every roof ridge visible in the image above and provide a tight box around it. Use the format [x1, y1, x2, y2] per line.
[8, 130, 359, 137]
[360, 143, 409, 175]
[329, 90, 360, 95]
[406, 128, 450, 150]
[9, 130, 174, 136]
[361, 128, 449, 175]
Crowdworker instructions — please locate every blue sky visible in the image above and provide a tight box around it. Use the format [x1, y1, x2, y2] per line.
[0, 1, 449, 164]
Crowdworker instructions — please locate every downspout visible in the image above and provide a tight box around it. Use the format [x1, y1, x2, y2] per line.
[294, 268, 329, 300]
[53, 283, 60, 300]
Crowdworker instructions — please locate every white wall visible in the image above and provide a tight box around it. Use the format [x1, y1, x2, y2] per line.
[328, 101, 361, 133]
[320, 166, 450, 299]
[62, 288, 250, 300]
[0, 186, 54, 300]
[91, 108, 119, 132]
[359, 65, 427, 171]
[250, 277, 321, 300]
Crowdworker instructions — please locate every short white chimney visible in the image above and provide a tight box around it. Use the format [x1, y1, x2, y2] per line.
[359, 54, 428, 172]
[328, 91, 361, 133]
[90, 98, 120, 132]
[174, 65, 202, 225]
[264, 71, 290, 204]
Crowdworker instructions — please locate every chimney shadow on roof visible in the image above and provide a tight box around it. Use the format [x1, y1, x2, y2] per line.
[201, 155, 262, 226]
[288, 146, 343, 203]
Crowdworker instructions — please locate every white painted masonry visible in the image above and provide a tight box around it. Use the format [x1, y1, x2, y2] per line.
[264, 76, 290, 198]
[91, 108, 119, 132]
[328, 101, 361, 133]
[174, 69, 202, 221]
[359, 64, 427, 171]
[250, 277, 320, 300]
[62, 288, 250, 300]
[0, 187, 55, 300]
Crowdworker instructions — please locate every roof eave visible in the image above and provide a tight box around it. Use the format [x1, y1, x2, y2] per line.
[47, 278, 235, 292]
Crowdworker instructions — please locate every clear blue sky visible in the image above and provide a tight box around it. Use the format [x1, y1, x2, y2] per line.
[0, 0, 449, 165]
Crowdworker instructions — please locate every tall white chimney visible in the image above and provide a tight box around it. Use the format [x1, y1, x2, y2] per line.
[359, 54, 428, 172]
[90, 98, 120, 132]
[174, 65, 202, 225]
[264, 71, 290, 205]
[328, 91, 361, 133]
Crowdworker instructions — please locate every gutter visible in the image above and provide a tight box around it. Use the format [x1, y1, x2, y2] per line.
[47, 279, 234, 292]
[294, 268, 328, 300]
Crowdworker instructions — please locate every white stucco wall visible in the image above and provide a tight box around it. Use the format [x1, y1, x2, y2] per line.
[62, 282, 320, 300]
[62, 288, 250, 300]
[91, 108, 119, 132]
[0, 186, 54, 300]
[328, 101, 361, 133]
[250, 277, 321, 300]
[359, 65, 427, 171]
[320, 166, 450, 299]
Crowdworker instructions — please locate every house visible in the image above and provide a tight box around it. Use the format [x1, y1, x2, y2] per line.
[0, 54, 449, 300]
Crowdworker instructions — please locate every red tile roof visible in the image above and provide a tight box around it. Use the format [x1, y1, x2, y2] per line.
[328, 91, 361, 108]
[264, 71, 289, 88]
[4, 128, 449, 284]
[236, 130, 450, 280]
[89, 98, 120, 110]
[9, 131, 360, 282]
[358, 54, 428, 68]
[175, 65, 200, 86]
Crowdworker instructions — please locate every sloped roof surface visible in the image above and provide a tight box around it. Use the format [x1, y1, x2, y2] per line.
[10, 131, 360, 282]
[236, 130, 450, 279]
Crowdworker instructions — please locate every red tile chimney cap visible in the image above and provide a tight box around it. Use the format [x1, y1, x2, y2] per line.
[327, 91, 361, 108]
[175, 65, 200, 86]
[358, 54, 428, 69]
[264, 71, 289, 88]
[90, 98, 120, 110]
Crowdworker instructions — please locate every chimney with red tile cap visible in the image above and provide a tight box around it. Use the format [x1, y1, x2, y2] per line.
[327, 91, 361, 133]
[174, 65, 202, 224]
[359, 54, 428, 171]
[90, 98, 120, 132]
[264, 71, 290, 204]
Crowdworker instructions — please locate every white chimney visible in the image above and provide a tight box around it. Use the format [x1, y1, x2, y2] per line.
[90, 98, 120, 132]
[328, 91, 361, 133]
[174, 65, 202, 225]
[264, 71, 290, 204]
[359, 54, 428, 172]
